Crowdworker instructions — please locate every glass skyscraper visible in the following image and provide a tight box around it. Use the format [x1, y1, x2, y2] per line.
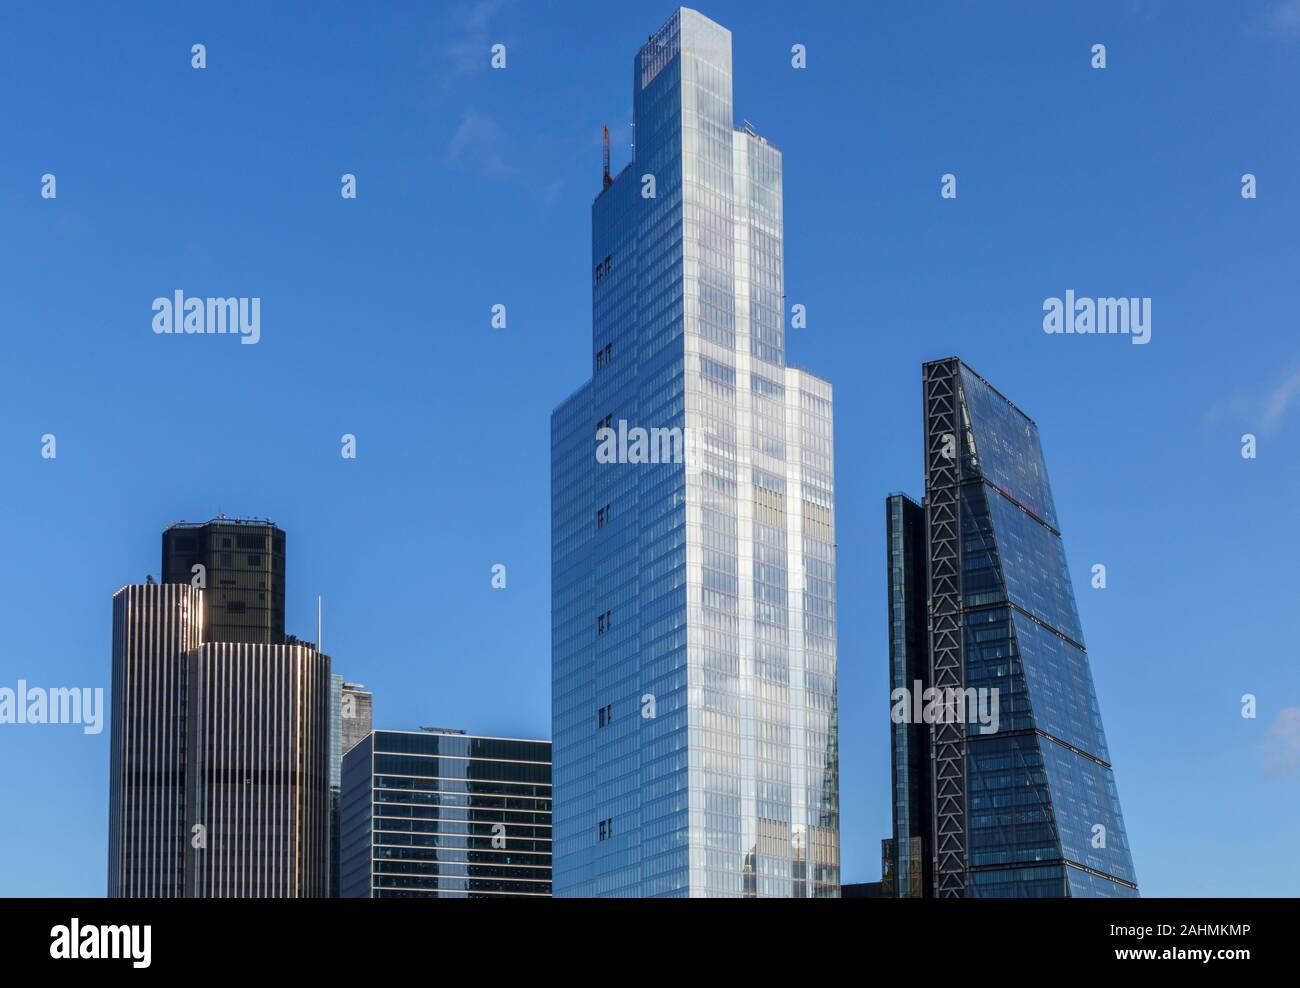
[339, 729, 552, 898]
[883, 493, 930, 899]
[884, 357, 1138, 897]
[551, 8, 839, 897]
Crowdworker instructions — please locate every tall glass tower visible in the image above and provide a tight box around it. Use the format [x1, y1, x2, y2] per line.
[882, 494, 930, 898]
[885, 358, 1138, 897]
[551, 8, 838, 897]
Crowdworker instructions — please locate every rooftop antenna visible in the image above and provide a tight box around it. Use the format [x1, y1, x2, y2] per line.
[602, 124, 612, 189]
[316, 595, 322, 654]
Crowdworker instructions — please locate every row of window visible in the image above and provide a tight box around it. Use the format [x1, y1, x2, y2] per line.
[168, 533, 279, 553]
[205, 552, 268, 569]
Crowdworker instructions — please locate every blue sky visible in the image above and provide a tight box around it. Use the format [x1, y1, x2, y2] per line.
[1, 0, 1297, 897]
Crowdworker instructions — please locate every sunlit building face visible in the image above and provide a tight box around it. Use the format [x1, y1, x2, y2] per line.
[551, 8, 839, 898]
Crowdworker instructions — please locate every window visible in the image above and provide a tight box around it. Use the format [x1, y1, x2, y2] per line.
[597, 610, 612, 634]
[597, 503, 612, 529]
[227, 601, 246, 614]
[595, 342, 614, 371]
[247, 555, 262, 566]
[598, 817, 613, 841]
[597, 703, 613, 728]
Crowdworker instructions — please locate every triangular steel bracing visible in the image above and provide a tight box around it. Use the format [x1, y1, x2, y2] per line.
[924, 358, 966, 898]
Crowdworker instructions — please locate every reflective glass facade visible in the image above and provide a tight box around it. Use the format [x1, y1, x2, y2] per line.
[551, 8, 838, 897]
[884, 495, 930, 898]
[339, 730, 552, 898]
[889, 358, 1137, 897]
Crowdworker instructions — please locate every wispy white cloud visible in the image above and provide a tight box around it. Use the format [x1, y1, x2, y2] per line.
[443, 0, 510, 79]
[1207, 358, 1300, 433]
[457, 0, 504, 33]
[1122, 0, 1164, 22]
[1248, 0, 1300, 39]
[441, 110, 607, 206]
[1262, 366, 1300, 429]
[1270, 0, 1300, 32]
[445, 107, 514, 178]
[1261, 706, 1300, 775]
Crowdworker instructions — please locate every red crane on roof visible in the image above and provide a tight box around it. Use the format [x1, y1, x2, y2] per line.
[602, 124, 613, 189]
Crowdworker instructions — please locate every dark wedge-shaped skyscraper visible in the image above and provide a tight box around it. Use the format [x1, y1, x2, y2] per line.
[882, 358, 1138, 898]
